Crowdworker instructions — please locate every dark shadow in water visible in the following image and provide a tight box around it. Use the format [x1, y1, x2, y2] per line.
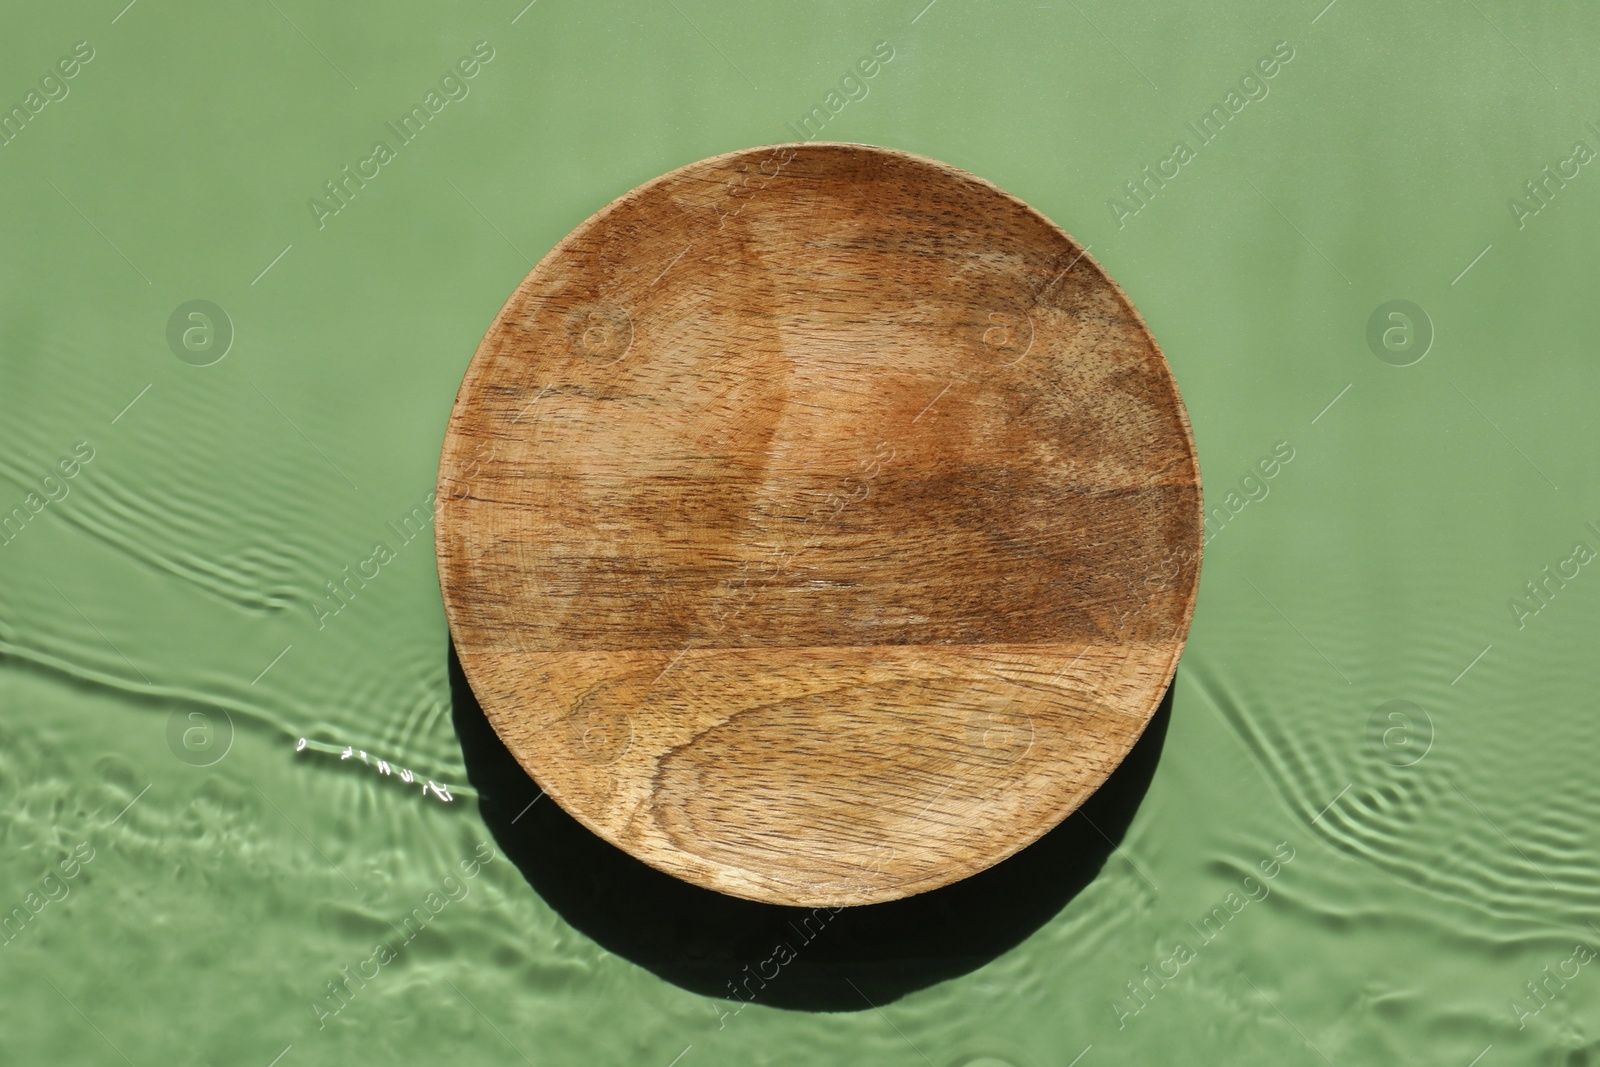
[450, 643, 1173, 1013]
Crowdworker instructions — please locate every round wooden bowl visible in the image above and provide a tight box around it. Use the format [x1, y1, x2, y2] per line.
[437, 143, 1202, 908]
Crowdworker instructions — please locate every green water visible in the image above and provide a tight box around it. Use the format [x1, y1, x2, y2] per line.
[3, 1, 1599, 1064]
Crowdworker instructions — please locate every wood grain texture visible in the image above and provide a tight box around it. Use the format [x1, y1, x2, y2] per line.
[436, 143, 1203, 907]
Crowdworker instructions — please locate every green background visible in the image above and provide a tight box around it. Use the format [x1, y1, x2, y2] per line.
[3, 0, 1598, 1063]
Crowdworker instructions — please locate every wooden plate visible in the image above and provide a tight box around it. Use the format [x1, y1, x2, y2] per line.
[437, 143, 1202, 907]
